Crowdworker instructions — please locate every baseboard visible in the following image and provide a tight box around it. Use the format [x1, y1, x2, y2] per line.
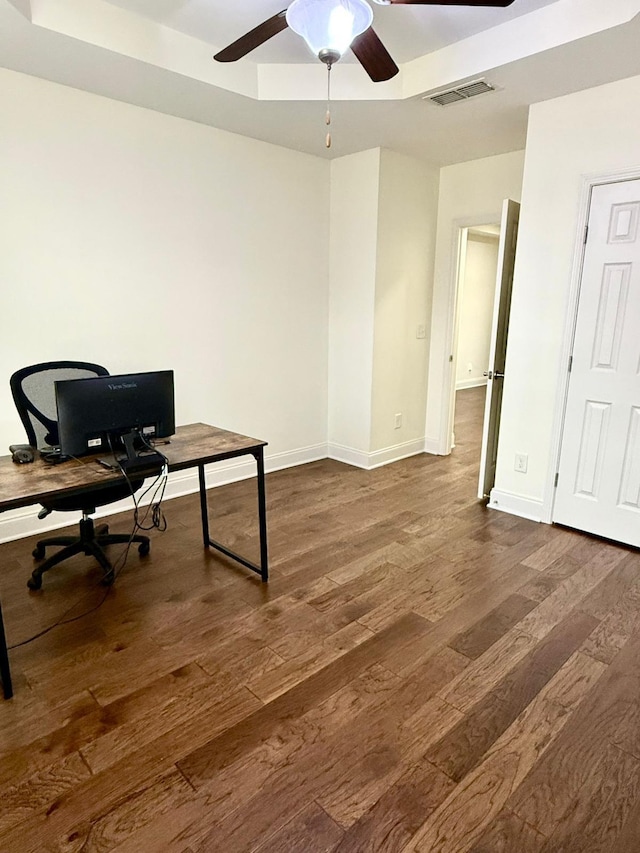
[456, 379, 488, 391]
[488, 488, 545, 523]
[327, 443, 371, 469]
[424, 437, 445, 456]
[328, 438, 425, 470]
[0, 443, 328, 544]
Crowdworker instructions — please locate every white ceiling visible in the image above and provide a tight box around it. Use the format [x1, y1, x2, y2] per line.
[102, 0, 559, 64]
[1, 0, 640, 166]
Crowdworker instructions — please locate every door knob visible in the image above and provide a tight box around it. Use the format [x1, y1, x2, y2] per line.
[483, 371, 492, 379]
[494, 371, 505, 379]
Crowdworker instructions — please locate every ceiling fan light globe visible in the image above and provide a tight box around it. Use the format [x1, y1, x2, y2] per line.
[286, 0, 373, 60]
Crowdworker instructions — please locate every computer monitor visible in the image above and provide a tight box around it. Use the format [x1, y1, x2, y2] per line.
[55, 370, 175, 460]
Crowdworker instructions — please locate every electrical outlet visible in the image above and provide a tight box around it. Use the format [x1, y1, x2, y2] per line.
[394, 413, 402, 429]
[416, 325, 426, 339]
[514, 453, 528, 473]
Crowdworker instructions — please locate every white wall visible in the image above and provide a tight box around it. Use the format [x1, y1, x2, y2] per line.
[494, 74, 640, 521]
[0, 68, 330, 456]
[455, 233, 499, 389]
[328, 149, 380, 458]
[425, 150, 525, 454]
[371, 149, 439, 454]
[0, 68, 330, 539]
[328, 148, 439, 467]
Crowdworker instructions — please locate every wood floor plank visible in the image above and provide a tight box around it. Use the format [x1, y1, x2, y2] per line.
[79, 663, 235, 774]
[521, 534, 578, 571]
[577, 551, 640, 620]
[177, 612, 432, 788]
[60, 768, 193, 853]
[515, 546, 626, 640]
[332, 759, 456, 853]
[253, 802, 345, 853]
[245, 621, 374, 703]
[608, 795, 640, 851]
[0, 686, 262, 853]
[191, 687, 463, 851]
[403, 643, 605, 852]
[581, 575, 640, 665]
[110, 664, 405, 853]
[426, 611, 598, 782]
[169, 650, 465, 851]
[537, 743, 640, 853]
[0, 687, 99, 764]
[439, 629, 538, 714]
[384, 563, 539, 678]
[317, 695, 462, 829]
[469, 808, 546, 853]
[516, 552, 582, 602]
[449, 592, 537, 660]
[507, 633, 640, 837]
[0, 750, 91, 837]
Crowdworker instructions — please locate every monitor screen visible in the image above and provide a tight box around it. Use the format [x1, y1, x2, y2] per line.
[55, 370, 175, 458]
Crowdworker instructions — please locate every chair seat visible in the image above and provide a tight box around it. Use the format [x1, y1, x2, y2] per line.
[43, 478, 145, 514]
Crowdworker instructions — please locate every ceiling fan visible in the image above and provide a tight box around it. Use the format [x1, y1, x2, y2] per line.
[214, 0, 517, 83]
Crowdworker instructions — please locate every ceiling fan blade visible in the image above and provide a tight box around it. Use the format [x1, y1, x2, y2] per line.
[385, 1, 516, 6]
[214, 10, 289, 62]
[351, 28, 399, 83]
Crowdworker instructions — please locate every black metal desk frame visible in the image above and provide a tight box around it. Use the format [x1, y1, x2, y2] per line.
[197, 447, 268, 583]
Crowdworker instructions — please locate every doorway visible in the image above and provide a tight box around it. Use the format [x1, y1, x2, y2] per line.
[451, 225, 501, 456]
[448, 199, 521, 503]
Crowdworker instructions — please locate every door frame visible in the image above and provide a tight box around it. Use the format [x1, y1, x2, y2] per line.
[430, 212, 502, 456]
[543, 165, 640, 524]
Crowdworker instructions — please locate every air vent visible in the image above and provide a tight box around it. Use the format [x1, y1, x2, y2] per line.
[425, 79, 495, 107]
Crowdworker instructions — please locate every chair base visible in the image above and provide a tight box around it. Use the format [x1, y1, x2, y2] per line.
[28, 517, 150, 590]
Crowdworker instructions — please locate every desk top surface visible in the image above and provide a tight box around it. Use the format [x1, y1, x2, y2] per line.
[0, 423, 266, 513]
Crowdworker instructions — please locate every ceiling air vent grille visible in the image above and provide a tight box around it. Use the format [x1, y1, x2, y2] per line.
[426, 79, 495, 107]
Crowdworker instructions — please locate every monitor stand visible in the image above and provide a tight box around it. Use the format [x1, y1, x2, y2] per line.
[98, 430, 165, 475]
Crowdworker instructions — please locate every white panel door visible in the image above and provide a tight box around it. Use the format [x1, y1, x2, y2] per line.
[554, 179, 640, 546]
[478, 199, 520, 499]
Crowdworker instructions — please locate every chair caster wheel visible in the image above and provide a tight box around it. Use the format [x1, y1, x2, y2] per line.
[100, 572, 115, 587]
[96, 524, 109, 536]
[32, 545, 45, 560]
[27, 574, 42, 590]
[138, 542, 150, 557]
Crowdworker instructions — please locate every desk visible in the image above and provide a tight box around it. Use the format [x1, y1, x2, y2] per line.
[0, 423, 269, 699]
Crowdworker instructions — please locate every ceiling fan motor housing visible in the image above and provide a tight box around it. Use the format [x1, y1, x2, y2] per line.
[319, 48, 342, 65]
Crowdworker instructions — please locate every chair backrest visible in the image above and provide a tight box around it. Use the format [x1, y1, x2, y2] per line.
[10, 361, 109, 449]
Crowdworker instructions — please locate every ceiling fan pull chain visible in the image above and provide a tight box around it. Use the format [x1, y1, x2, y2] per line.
[325, 62, 332, 149]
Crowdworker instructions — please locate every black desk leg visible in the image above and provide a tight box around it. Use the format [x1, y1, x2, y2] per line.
[198, 463, 210, 548]
[0, 601, 13, 700]
[255, 447, 269, 583]
[198, 456, 269, 582]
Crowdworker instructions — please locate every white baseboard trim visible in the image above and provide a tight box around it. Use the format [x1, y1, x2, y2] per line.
[328, 438, 425, 470]
[488, 488, 545, 523]
[0, 443, 328, 544]
[456, 379, 488, 391]
[424, 437, 445, 456]
[327, 443, 370, 469]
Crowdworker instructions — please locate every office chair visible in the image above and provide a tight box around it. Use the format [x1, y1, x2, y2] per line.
[10, 361, 150, 590]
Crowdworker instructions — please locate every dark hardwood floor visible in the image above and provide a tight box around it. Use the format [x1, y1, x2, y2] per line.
[1, 385, 639, 852]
